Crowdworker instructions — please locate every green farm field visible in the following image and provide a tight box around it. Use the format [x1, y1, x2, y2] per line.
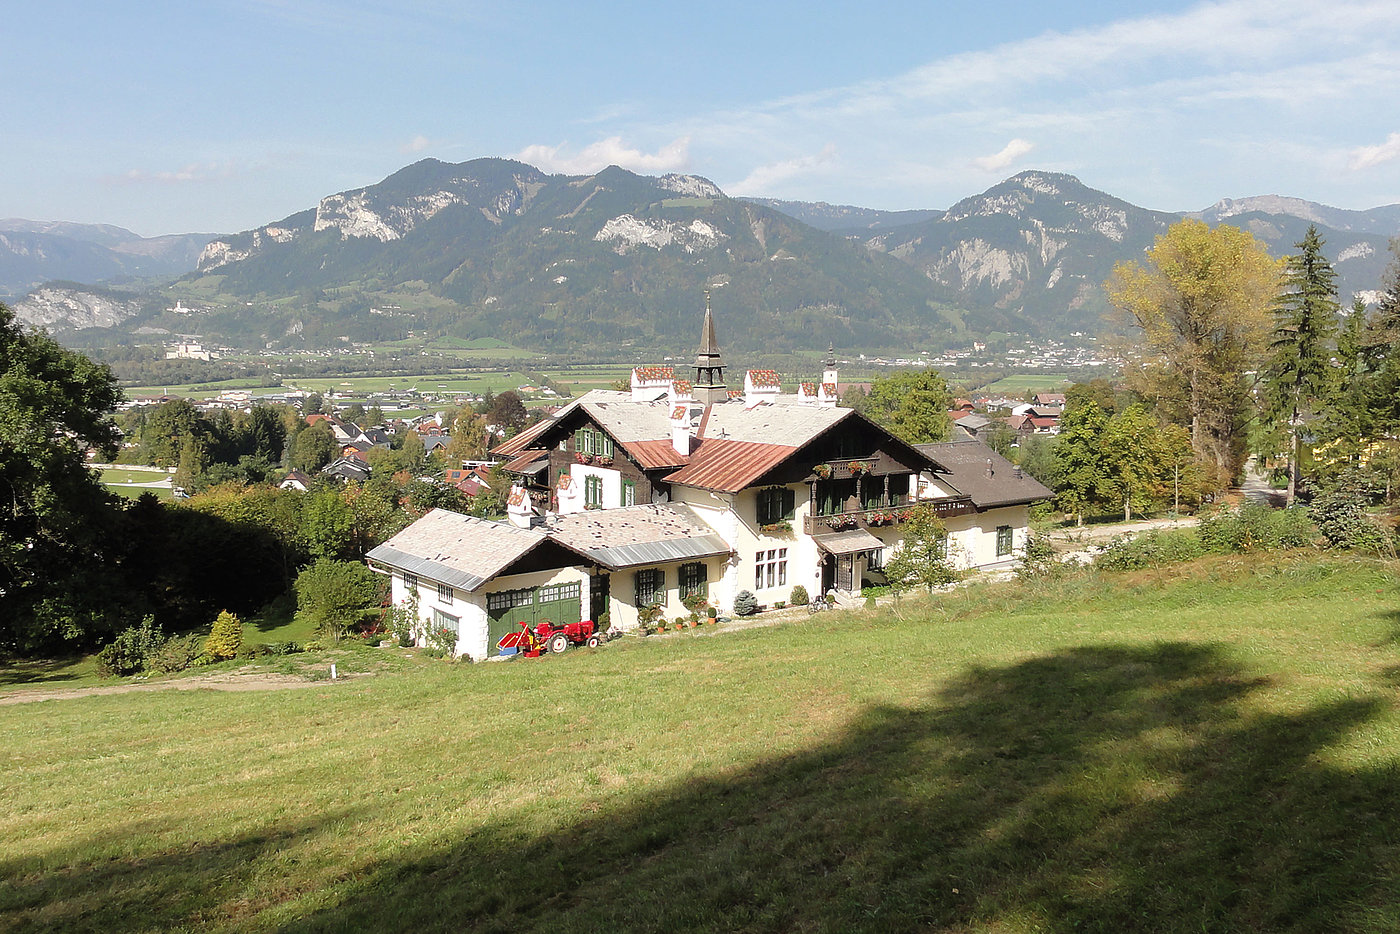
[4, 553, 1400, 931]
[980, 372, 1075, 394]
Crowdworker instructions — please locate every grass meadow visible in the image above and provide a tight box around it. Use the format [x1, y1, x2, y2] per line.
[4, 553, 1400, 932]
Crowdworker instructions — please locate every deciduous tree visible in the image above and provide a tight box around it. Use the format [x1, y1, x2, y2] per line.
[0, 304, 124, 651]
[1106, 219, 1280, 494]
[862, 371, 952, 445]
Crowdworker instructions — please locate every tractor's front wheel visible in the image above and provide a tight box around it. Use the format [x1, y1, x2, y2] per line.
[586, 634, 600, 648]
[547, 633, 569, 655]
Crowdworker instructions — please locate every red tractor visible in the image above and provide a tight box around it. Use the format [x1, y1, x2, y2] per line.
[500, 619, 600, 657]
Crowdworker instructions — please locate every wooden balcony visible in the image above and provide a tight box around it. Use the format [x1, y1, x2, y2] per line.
[803, 496, 975, 535]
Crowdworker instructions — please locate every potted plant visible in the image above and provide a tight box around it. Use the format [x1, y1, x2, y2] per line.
[813, 463, 832, 479]
[759, 520, 792, 533]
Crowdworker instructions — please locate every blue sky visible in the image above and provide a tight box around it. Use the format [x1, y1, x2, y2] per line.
[6, 0, 1400, 236]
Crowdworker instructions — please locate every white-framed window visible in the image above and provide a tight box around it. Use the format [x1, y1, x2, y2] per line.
[585, 475, 603, 508]
[996, 525, 1013, 557]
[574, 427, 614, 458]
[622, 479, 636, 506]
[437, 581, 454, 605]
[432, 607, 459, 637]
[754, 549, 787, 589]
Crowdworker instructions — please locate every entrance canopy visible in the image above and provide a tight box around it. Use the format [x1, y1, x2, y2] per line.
[813, 528, 884, 555]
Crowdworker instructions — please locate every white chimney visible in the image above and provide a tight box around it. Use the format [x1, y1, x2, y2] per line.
[506, 484, 533, 528]
[670, 404, 693, 456]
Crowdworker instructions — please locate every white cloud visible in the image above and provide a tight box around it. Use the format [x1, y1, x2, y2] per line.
[515, 136, 690, 175]
[400, 135, 432, 154]
[972, 139, 1035, 173]
[728, 143, 838, 196]
[1350, 132, 1400, 170]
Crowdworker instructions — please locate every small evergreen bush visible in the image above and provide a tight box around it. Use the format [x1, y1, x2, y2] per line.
[204, 610, 243, 661]
[789, 585, 809, 607]
[1310, 490, 1390, 553]
[733, 590, 758, 616]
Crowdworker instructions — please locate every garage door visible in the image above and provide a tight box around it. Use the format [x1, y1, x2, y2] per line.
[485, 583, 583, 656]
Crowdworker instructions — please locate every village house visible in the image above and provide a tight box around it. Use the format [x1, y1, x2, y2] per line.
[367, 304, 1049, 659]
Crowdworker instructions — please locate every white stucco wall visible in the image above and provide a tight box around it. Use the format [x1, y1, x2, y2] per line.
[557, 464, 625, 514]
[674, 483, 823, 610]
[607, 556, 728, 631]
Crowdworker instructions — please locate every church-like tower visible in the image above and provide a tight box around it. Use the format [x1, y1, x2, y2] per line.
[693, 290, 727, 406]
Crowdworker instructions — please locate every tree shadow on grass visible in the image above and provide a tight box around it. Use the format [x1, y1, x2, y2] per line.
[6, 644, 1398, 933]
[283, 643, 1400, 933]
[0, 657, 86, 687]
[0, 812, 361, 933]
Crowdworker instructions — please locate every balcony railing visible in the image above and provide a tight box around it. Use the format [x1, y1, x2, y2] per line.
[803, 496, 975, 535]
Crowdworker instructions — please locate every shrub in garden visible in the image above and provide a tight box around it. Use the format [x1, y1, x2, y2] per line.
[1196, 503, 1315, 554]
[203, 610, 243, 660]
[733, 590, 758, 616]
[151, 633, 207, 673]
[295, 558, 387, 641]
[789, 584, 809, 607]
[1310, 490, 1390, 553]
[1097, 530, 1204, 570]
[96, 616, 164, 677]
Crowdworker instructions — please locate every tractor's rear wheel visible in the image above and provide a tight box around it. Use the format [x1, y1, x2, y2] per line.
[547, 633, 569, 655]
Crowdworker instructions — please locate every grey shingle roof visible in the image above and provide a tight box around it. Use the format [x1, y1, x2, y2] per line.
[915, 440, 1053, 509]
[544, 504, 732, 570]
[366, 509, 558, 592]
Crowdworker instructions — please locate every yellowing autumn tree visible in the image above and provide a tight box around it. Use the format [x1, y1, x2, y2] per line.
[1106, 220, 1280, 494]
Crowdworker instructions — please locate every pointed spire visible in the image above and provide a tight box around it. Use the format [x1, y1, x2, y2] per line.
[696, 290, 722, 360]
[825, 342, 836, 368]
[693, 289, 726, 405]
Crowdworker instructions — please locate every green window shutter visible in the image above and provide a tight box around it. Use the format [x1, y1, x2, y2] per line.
[782, 487, 796, 519]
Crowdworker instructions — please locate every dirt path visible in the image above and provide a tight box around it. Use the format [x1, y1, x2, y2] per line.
[0, 669, 362, 706]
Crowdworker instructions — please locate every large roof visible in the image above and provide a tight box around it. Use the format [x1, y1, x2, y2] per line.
[701, 398, 851, 446]
[545, 504, 732, 570]
[915, 440, 1053, 509]
[366, 509, 574, 593]
[661, 437, 796, 493]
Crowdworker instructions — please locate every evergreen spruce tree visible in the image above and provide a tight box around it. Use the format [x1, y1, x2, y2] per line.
[1365, 240, 1400, 437]
[1263, 225, 1339, 505]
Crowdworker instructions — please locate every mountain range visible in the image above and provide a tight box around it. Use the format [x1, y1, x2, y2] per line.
[9, 160, 1398, 353]
[0, 220, 214, 300]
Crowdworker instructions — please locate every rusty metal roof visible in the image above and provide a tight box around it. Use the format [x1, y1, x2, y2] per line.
[619, 438, 691, 470]
[501, 448, 549, 475]
[662, 437, 797, 493]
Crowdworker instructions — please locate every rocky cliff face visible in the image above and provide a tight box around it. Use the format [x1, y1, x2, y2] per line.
[11, 286, 145, 329]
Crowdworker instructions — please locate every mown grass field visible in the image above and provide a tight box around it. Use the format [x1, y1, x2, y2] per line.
[99, 465, 175, 502]
[4, 554, 1400, 932]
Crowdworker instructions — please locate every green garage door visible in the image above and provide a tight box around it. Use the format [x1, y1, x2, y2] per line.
[532, 582, 582, 631]
[487, 588, 534, 656]
[485, 583, 583, 655]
